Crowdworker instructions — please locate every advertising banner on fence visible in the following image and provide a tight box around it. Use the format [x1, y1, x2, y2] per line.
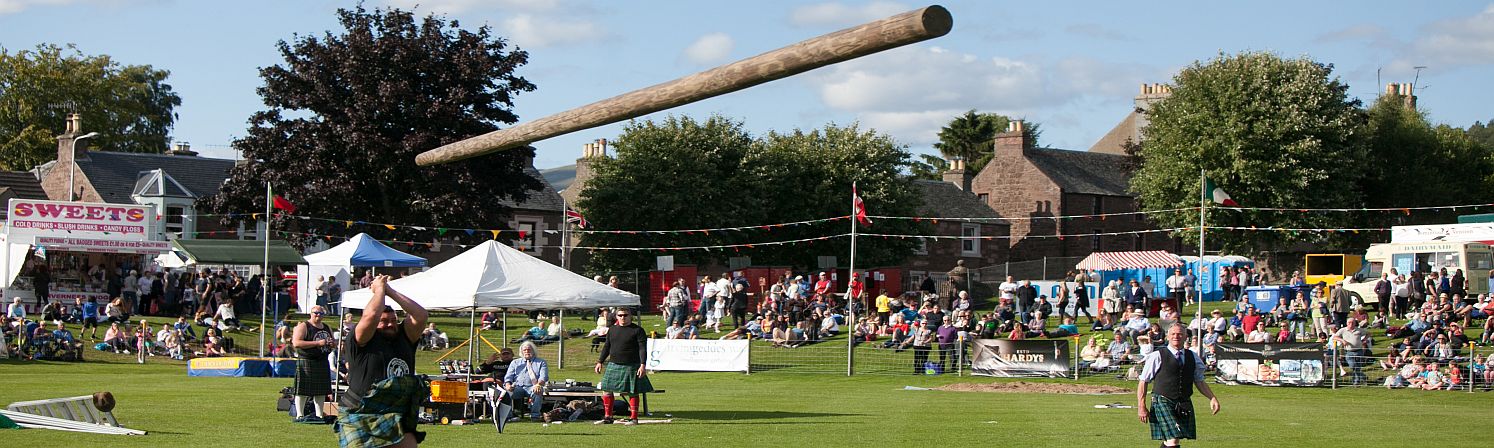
[1215, 342, 1325, 386]
[970, 339, 1070, 377]
[7, 199, 153, 238]
[646, 339, 749, 372]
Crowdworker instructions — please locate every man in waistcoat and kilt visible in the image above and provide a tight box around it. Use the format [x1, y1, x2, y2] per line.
[1137, 324, 1221, 447]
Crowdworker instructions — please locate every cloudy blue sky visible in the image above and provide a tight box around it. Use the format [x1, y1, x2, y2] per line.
[3, 0, 1491, 169]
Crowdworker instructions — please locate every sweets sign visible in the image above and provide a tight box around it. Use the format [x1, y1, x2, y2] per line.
[7, 199, 153, 238]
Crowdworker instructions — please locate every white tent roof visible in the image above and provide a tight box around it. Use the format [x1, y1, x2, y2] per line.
[339, 240, 639, 311]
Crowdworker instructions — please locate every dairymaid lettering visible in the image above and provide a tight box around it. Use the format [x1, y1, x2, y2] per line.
[12, 203, 146, 222]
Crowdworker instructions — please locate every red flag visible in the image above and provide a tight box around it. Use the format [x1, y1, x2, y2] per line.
[853, 185, 872, 226]
[272, 195, 297, 214]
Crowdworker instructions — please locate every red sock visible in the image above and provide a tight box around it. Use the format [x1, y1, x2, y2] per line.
[602, 394, 615, 418]
[628, 396, 640, 420]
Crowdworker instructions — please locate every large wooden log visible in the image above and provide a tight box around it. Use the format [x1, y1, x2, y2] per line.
[416, 5, 953, 166]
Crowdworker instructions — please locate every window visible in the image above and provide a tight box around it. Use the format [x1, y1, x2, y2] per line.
[961, 224, 980, 257]
[978, 193, 990, 205]
[1093, 229, 1104, 251]
[1092, 196, 1102, 215]
[516, 221, 537, 252]
[914, 237, 928, 255]
[165, 206, 185, 237]
[1132, 234, 1143, 250]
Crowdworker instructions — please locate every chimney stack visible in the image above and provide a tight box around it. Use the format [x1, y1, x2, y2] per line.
[1384, 82, 1418, 109]
[995, 119, 1033, 155]
[943, 157, 972, 191]
[168, 142, 198, 157]
[56, 113, 88, 168]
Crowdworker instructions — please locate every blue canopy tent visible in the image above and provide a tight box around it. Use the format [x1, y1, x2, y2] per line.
[298, 233, 427, 313]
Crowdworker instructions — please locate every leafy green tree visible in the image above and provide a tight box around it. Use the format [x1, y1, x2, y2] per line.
[1130, 51, 1366, 254]
[908, 153, 948, 180]
[203, 6, 539, 248]
[1361, 94, 1494, 225]
[0, 44, 180, 170]
[1467, 120, 1494, 149]
[932, 110, 1038, 173]
[575, 116, 923, 272]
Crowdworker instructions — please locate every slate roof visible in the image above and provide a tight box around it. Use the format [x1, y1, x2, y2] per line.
[0, 170, 48, 220]
[914, 179, 1007, 223]
[75, 151, 237, 204]
[1086, 111, 1138, 155]
[497, 165, 565, 213]
[0, 171, 48, 200]
[1025, 147, 1133, 197]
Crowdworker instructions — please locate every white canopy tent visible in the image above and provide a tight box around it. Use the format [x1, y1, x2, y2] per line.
[340, 240, 638, 311]
[340, 240, 639, 372]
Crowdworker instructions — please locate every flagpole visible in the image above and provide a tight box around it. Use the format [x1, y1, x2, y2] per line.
[1196, 169, 1206, 357]
[561, 197, 571, 271]
[846, 182, 858, 377]
[260, 181, 271, 357]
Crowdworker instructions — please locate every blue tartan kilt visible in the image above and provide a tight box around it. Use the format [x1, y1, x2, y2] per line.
[1148, 395, 1197, 441]
[599, 362, 653, 394]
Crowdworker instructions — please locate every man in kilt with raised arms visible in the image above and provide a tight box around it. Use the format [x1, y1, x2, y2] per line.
[594, 309, 651, 426]
[1137, 324, 1221, 447]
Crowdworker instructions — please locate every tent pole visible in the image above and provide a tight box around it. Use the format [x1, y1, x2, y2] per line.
[557, 309, 565, 369]
[466, 299, 476, 421]
[502, 308, 508, 347]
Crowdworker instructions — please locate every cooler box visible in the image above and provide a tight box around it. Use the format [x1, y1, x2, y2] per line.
[429, 380, 468, 404]
[1245, 285, 1295, 312]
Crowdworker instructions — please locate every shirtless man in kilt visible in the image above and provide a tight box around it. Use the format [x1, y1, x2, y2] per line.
[594, 309, 650, 426]
[1137, 324, 1221, 447]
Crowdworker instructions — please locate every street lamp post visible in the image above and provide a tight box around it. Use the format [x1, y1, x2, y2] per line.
[68, 132, 100, 201]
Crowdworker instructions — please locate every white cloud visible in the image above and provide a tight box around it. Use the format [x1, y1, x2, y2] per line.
[805, 46, 1162, 146]
[502, 14, 605, 48]
[682, 32, 734, 65]
[381, 0, 562, 15]
[789, 1, 909, 28]
[0, 0, 102, 15]
[1406, 4, 1494, 68]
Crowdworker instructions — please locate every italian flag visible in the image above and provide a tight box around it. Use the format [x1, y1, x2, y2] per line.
[1204, 177, 1237, 206]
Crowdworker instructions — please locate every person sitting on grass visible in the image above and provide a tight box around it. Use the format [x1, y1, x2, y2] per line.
[882, 315, 910, 349]
[1107, 332, 1132, 365]
[1418, 363, 1447, 390]
[1245, 322, 1269, 343]
[585, 309, 610, 338]
[720, 325, 749, 340]
[680, 317, 701, 340]
[203, 327, 228, 357]
[515, 322, 548, 343]
[480, 311, 499, 331]
[421, 323, 449, 350]
[164, 329, 186, 360]
[215, 300, 239, 331]
[103, 322, 129, 353]
[1079, 337, 1103, 369]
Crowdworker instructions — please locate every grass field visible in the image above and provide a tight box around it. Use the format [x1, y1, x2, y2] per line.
[3, 313, 1491, 447]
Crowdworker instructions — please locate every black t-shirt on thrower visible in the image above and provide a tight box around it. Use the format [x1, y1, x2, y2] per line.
[340, 325, 417, 408]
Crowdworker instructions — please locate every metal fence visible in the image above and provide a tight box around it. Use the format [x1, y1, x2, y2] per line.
[731, 330, 1492, 393]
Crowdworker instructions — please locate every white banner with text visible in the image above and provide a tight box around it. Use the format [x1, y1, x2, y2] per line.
[645, 338, 749, 372]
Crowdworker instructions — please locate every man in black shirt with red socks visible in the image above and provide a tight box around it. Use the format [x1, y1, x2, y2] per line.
[594, 309, 651, 426]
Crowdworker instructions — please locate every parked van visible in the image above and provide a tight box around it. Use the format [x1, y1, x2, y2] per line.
[1340, 241, 1493, 307]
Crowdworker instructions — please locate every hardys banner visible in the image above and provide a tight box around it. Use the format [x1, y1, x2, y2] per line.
[646, 339, 749, 372]
[970, 339, 1070, 377]
[1215, 342, 1325, 386]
